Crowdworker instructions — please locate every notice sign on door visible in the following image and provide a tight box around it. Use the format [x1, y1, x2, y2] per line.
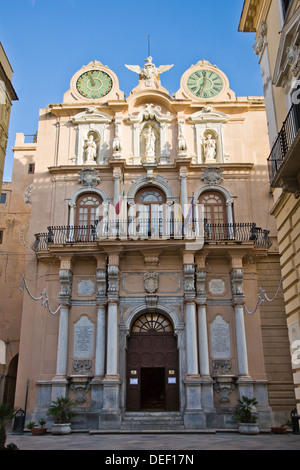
[168, 377, 176, 384]
[130, 378, 138, 385]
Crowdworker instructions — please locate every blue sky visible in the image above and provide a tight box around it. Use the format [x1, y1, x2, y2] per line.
[1, 0, 260, 181]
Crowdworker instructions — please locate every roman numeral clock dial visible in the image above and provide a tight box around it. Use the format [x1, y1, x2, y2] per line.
[187, 69, 223, 99]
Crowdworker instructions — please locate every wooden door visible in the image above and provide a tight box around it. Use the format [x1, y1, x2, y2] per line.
[126, 313, 179, 412]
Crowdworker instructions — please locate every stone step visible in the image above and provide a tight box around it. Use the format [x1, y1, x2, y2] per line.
[121, 412, 185, 431]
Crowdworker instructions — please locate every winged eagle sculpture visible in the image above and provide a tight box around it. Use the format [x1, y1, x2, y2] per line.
[125, 56, 174, 83]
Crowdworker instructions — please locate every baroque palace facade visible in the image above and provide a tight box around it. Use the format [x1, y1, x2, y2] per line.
[0, 55, 296, 430]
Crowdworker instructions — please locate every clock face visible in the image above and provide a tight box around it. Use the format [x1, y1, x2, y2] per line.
[187, 69, 224, 99]
[76, 70, 113, 99]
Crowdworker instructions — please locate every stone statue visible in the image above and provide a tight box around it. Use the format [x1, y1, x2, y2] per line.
[84, 135, 97, 164]
[203, 134, 216, 162]
[125, 56, 173, 87]
[144, 127, 156, 156]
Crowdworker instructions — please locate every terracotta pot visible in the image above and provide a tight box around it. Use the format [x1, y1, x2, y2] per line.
[271, 426, 287, 434]
[31, 428, 47, 435]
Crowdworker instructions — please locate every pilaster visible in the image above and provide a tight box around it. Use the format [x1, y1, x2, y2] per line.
[51, 256, 73, 400]
[228, 252, 254, 398]
[195, 252, 214, 412]
[99, 253, 121, 429]
[183, 251, 205, 428]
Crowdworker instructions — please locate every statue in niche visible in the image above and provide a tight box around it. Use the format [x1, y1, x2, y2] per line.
[144, 126, 156, 157]
[203, 133, 216, 163]
[84, 134, 97, 164]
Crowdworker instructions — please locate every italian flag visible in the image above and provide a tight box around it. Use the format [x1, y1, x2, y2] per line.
[115, 169, 125, 215]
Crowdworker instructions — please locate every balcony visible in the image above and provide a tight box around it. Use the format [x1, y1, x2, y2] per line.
[31, 221, 271, 252]
[267, 102, 300, 194]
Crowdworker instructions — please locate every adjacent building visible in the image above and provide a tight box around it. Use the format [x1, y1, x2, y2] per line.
[1, 55, 295, 430]
[239, 0, 300, 415]
[0, 42, 18, 194]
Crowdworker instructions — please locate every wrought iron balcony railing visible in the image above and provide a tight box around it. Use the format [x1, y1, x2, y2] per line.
[267, 102, 300, 184]
[31, 221, 271, 252]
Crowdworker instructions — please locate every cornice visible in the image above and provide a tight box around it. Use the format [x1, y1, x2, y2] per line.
[239, 0, 271, 33]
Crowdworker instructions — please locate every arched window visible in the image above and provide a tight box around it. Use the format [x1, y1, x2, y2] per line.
[199, 191, 227, 225]
[76, 193, 102, 226]
[134, 187, 166, 237]
[131, 313, 173, 334]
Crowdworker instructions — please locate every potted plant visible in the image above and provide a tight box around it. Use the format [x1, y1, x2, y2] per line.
[233, 395, 260, 434]
[0, 402, 17, 450]
[47, 396, 77, 435]
[26, 417, 47, 435]
[271, 424, 288, 434]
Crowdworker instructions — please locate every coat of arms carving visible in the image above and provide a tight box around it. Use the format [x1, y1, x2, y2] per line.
[78, 167, 100, 187]
[144, 272, 159, 294]
[201, 166, 224, 185]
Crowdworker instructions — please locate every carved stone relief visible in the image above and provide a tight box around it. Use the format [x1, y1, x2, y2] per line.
[24, 184, 33, 205]
[78, 167, 100, 188]
[201, 166, 224, 185]
[144, 272, 159, 294]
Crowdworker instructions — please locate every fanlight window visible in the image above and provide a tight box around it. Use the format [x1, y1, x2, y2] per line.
[76, 193, 102, 226]
[136, 189, 165, 203]
[200, 192, 226, 225]
[134, 187, 166, 237]
[132, 313, 173, 333]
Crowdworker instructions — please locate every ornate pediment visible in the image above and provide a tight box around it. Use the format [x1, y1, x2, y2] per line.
[189, 106, 228, 124]
[72, 106, 112, 125]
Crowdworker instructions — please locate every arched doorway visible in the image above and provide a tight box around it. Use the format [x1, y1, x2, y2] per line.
[126, 313, 179, 412]
[3, 355, 18, 409]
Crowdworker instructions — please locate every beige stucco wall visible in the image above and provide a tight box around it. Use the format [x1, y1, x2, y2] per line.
[0, 135, 35, 403]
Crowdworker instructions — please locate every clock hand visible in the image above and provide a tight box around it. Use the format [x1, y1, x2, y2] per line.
[199, 77, 207, 95]
[88, 72, 96, 86]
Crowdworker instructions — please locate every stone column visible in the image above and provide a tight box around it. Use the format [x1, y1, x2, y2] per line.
[106, 301, 119, 377]
[52, 257, 73, 400]
[195, 252, 214, 412]
[94, 256, 107, 378]
[230, 268, 249, 377]
[91, 256, 107, 409]
[180, 169, 188, 210]
[94, 304, 106, 378]
[99, 253, 121, 430]
[229, 254, 253, 399]
[185, 299, 199, 376]
[113, 171, 121, 207]
[182, 251, 205, 429]
[68, 202, 76, 227]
